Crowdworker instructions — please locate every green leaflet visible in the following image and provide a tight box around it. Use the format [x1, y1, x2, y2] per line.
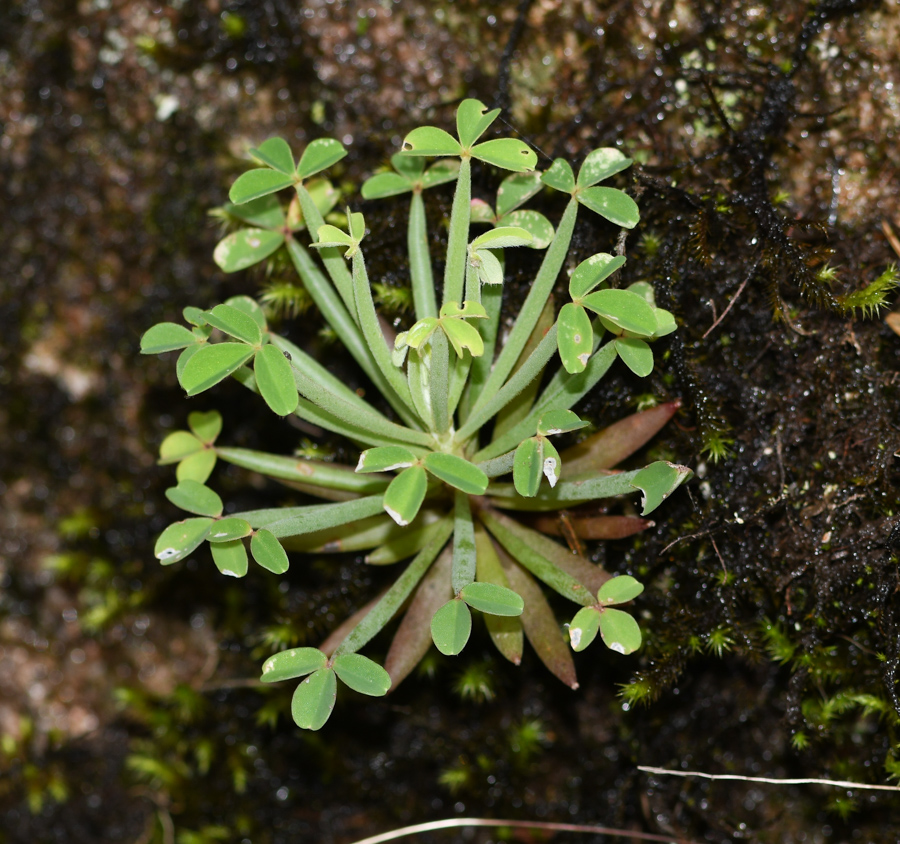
[213, 228, 284, 273]
[250, 529, 290, 574]
[598, 575, 644, 605]
[423, 453, 488, 495]
[179, 343, 255, 396]
[630, 461, 693, 515]
[431, 599, 472, 655]
[331, 653, 391, 696]
[165, 480, 223, 518]
[598, 608, 642, 654]
[250, 137, 295, 174]
[291, 668, 337, 730]
[155, 518, 214, 565]
[260, 647, 327, 683]
[459, 581, 524, 617]
[210, 539, 248, 578]
[230, 169, 295, 204]
[254, 344, 299, 416]
[140, 323, 197, 355]
[383, 465, 428, 527]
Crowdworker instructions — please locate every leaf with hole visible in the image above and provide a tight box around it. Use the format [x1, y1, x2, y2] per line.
[615, 337, 653, 376]
[401, 126, 461, 157]
[577, 148, 633, 187]
[568, 606, 601, 652]
[213, 228, 284, 273]
[424, 453, 488, 495]
[291, 668, 337, 730]
[179, 343, 255, 396]
[383, 465, 428, 526]
[459, 581, 524, 617]
[260, 647, 327, 683]
[332, 653, 391, 696]
[441, 317, 484, 358]
[598, 608, 642, 654]
[431, 599, 472, 655]
[254, 344, 299, 416]
[250, 528, 290, 574]
[154, 518, 214, 565]
[210, 539, 248, 578]
[296, 138, 347, 179]
[472, 138, 537, 172]
[229, 169, 294, 204]
[457, 99, 499, 148]
[630, 461, 692, 515]
[597, 575, 644, 605]
[577, 186, 640, 229]
[249, 137, 295, 174]
[165, 480, 223, 518]
[141, 323, 198, 355]
[557, 302, 593, 374]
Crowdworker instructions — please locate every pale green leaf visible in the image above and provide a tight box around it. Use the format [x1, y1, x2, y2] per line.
[296, 138, 347, 179]
[356, 446, 418, 473]
[577, 148, 632, 187]
[224, 295, 267, 331]
[582, 288, 658, 336]
[513, 437, 542, 498]
[383, 465, 428, 526]
[471, 226, 533, 250]
[430, 599, 472, 655]
[210, 539, 248, 578]
[260, 647, 326, 683]
[557, 302, 593, 374]
[188, 410, 223, 444]
[291, 668, 337, 730]
[569, 253, 627, 300]
[460, 581, 524, 616]
[203, 304, 262, 345]
[254, 344, 299, 416]
[249, 137, 295, 174]
[421, 159, 460, 188]
[537, 409, 587, 436]
[250, 528, 290, 574]
[597, 575, 644, 605]
[615, 337, 653, 376]
[499, 210, 553, 249]
[361, 172, 412, 199]
[223, 194, 285, 229]
[176, 450, 217, 484]
[207, 517, 252, 543]
[457, 98, 500, 148]
[630, 461, 692, 515]
[179, 343, 255, 396]
[159, 431, 203, 464]
[473, 248, 503, 286]
[441, 318, 484, 358]
[213, 228, 284, 273]
[229, 169, 294, 204]
[165, 480, 223, 518]
[541, 158, 575, 193]
[471, 138, 537, 172]
[401, 126, 461, 157]
[140, 323, 197, 355]
[332, 653, 391, 696]
[598, 608, 642, 654]
[577, 186, 640, 228]
[568, 606, 601, 651]
[653, 307, 677, 337]
[423, 453, 488, 495]
[496, 171, 543, 216]
[154, 518, 214, 565]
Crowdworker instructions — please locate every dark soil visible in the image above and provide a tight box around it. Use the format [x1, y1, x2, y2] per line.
[3, 1, 900, 843]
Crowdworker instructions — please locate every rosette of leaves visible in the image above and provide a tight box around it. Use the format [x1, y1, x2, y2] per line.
[142, 100, 691, 729]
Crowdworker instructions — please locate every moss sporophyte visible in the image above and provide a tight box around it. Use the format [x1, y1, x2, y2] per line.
[141, 99, 691, 729]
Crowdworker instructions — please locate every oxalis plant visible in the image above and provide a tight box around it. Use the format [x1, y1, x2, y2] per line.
[141, 99, 691, 730]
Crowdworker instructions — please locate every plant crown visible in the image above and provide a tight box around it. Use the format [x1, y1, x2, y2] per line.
[141, 99, 691, 730]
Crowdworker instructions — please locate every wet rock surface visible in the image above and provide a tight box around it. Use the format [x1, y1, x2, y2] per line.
[3, 1, 900, 842]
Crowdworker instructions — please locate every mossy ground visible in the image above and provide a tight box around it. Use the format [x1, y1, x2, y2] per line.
[3, 1, 900, 842]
